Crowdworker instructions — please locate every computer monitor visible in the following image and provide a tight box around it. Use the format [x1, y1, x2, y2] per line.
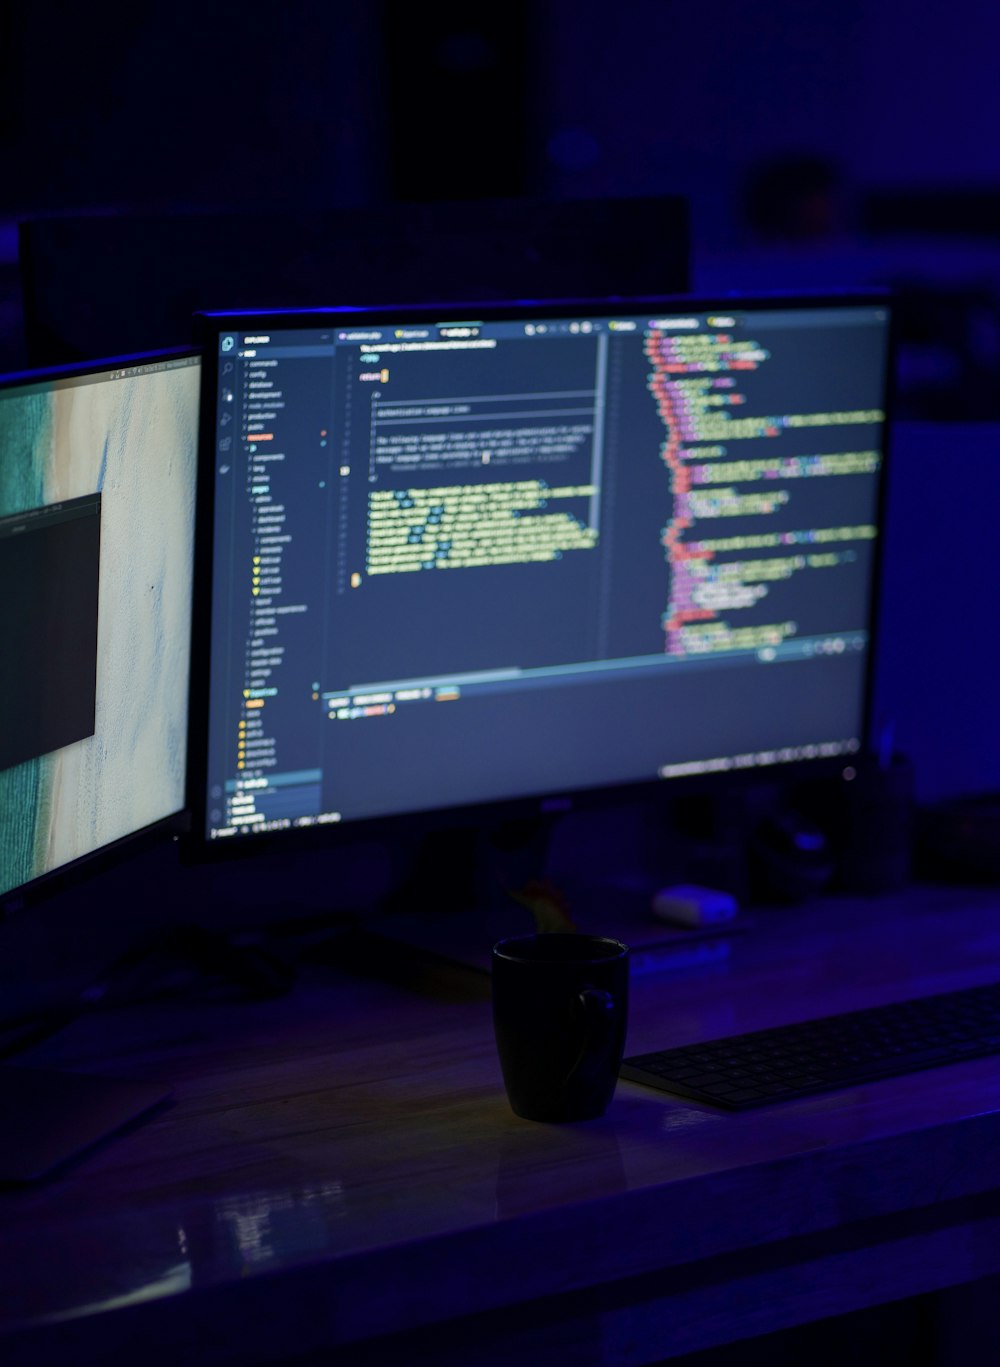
[0, 350, 200, 910]
[0, 349, 201, 1182]
[187, 293, 891, 898]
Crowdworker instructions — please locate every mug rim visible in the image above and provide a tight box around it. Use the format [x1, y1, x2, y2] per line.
[492, 932, 629, 965]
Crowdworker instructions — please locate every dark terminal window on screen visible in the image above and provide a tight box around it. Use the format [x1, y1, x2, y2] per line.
[0, 495, 101, 772]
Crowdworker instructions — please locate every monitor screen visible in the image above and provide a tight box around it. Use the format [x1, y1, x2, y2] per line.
[0, 352, 200, 904]
[189, 294, 890, 850]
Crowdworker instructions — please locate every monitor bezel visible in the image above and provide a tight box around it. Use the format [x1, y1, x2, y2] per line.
[0, 345, 200, 918]
[184, 289, 895, 866]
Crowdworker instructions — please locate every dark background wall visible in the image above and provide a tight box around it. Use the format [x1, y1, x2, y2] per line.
[4, 5, 1000, 229]
[535, 2, 1000, 236]
[3, 5, 1000, 244]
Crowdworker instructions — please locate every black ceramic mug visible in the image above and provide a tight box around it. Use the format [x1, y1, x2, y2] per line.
[491, 933, 629, 1122]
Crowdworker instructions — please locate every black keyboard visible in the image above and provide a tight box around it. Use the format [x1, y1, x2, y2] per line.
[620, 981, 1000, 1109]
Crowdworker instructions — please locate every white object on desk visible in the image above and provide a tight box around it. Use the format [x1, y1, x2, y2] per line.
[651, 884, 739, 928]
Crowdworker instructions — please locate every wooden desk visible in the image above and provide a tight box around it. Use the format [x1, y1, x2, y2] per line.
[4, 882, 1000, 1366]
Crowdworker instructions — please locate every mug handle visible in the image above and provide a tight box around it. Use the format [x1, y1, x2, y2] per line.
[578, 986, 616, 1032]
[557, 986, 617, 1099]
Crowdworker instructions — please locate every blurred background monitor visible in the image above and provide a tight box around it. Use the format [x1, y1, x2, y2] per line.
[17, 196, 689, 367]
[0, 350, 200, 911]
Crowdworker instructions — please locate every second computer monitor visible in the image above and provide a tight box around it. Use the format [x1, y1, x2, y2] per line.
[189, 294, 890, 850]
[0, 351, 200, 904]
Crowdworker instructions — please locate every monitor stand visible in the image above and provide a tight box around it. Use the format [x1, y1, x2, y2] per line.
[363, 814, 747, 975]
[0, 1065, 171, 1185]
